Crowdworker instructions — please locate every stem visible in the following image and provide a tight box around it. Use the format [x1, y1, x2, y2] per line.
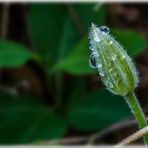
[125, 92, 148, 145]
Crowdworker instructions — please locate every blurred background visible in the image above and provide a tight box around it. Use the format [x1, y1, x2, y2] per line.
[0, 3, 148, 145]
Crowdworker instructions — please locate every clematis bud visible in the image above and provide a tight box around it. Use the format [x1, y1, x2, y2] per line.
[89, 23, 138, 96]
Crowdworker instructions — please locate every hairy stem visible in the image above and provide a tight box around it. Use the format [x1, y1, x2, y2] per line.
[125, 92, 148, 145]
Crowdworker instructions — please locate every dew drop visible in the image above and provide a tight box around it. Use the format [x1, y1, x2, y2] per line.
[93, 51, 99, 57]
[89, 45, 94, 51]
[97, 64, 102, 68]
[91, 25, 101, 42]
[121, 55, 126, 59]
[89, 40, 95, 51]
[112, 55, 117, 61]
[112, 57, 116, 61]
[109, 40, 113, 45]
[89, 53, 98, 69]
[99, 69, 104, 76]
[94, 33, 100, 42]
[99, 26, 110, 34]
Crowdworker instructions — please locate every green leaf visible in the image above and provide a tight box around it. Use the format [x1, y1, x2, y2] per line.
[67, 89, 130, 131]
[75, 4, 106, 30]
[28, 4, 107, 69]
[54, 4, 106, 74]
[0, 41, 32, 68]
[53, 38, 95, 75]
[28, 4, 68, 66]
[58, 19, 79, 60]
[111, 28, 147, 57]
[0, 92, 67, 144]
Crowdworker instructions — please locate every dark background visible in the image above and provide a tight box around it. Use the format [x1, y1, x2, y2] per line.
[0, 3, 147, 145]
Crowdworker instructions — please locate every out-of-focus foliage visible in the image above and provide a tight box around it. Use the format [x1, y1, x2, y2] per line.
[28, 5, 68, 66]
[0, 41, 32, 68]
[67, 89, 130, 131]
[0, 4, 146, 144]
[0, 92, 67, 143]
[28, 4, 107, 69]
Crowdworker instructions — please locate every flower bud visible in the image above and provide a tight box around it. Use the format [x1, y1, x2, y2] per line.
[89, 23, 138, 96]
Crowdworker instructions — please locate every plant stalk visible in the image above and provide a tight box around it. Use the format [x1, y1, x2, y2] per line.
[125, 92, 148, 145]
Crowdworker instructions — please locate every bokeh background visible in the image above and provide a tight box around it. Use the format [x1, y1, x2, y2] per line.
[0, 3, 148, 145]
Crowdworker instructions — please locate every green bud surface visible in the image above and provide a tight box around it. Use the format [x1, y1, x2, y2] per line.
[89, 23, 138, 96]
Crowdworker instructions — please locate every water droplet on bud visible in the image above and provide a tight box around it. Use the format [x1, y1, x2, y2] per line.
[112, 55, 117, 61]
[121, 55, 126, 59]
[97, 64, 102, 68]
[89, 45, 94, 51]
[99, 26, 110, 34]
[109, 40, 113, 45]
[93, 51, 99, 57]
[94, 33, 100, 42]
[99, 70, 104, 77]
[89, 53, 98, 69]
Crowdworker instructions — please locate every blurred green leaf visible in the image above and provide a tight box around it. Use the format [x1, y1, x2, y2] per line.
[53, 38, 95, 75]
[28, 4, 107, 68]
[75, 4, 106, 30]
[67, 89, 130, 131]
[111, 28, 147, 57]
[0, 41, 32, 68]
[58, 19, 79, 60]
[28, 4, 68, 66]
[0, 92, 67, 143]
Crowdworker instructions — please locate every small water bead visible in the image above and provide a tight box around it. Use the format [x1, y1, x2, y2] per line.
[112, 55, 117, 61]
[112, 57, 116, 61]
[97, 62, 103, 73]
[91, 24, 101, 42]
[89, 36, 93, 47]
[109, 40, 113, 45]
[94, 32, 101, 42]
[99, 26, 110, 34]
[89, 45, 94, 51]
[89, 53, 98, 69]
[97, 64, 102, 68]
[99, 69, 104, 77]
[93, 51, 99, 57]
[121, 55, 126, 59]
